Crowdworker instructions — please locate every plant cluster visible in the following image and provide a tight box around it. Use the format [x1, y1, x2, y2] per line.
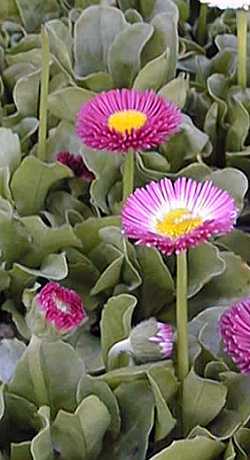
[0, 0, 250, 459]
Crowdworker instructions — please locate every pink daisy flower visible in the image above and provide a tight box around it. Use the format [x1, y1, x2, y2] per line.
[220, 299, 250, 373]
[76, 89, 182, 153]
[37, 282, 87, 333]
[56, 151, 94, 182]
[122, 177, 237, 255]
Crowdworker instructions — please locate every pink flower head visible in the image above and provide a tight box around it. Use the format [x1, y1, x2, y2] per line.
[37, 282, 87, 333]
[76, 89, 182, 153]
[122, 177, 237, 255]
[149, 322, 174, 358]
[56, 151, 94, 182]
[220, 299, 250, 373]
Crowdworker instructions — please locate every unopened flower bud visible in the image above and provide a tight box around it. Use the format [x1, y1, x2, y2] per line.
[129, 318, 174, 363]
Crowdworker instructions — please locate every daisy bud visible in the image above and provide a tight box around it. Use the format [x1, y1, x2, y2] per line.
[107, 318, 173, 367]
[56, 151, 94, 182]
[130, 318, 174, 363]
[27, 282, 87, 337]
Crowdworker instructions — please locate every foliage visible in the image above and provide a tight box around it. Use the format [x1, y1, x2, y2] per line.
[0, 0, 250, 459]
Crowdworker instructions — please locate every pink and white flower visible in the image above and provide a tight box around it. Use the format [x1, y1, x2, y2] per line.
[122, 177, 237, 255]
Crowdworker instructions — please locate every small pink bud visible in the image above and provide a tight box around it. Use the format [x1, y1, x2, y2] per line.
[37, 282, 87, 333]
[56, 151, 94, 182]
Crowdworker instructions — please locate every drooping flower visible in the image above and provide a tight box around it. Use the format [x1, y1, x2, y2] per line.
[129, 318, 174, 362]
[122, 177, 237, 255]
[220, 299, 250, 373]
[37, 282, 87, 332]
[56, 151, 94, 182]
[200, 0, 250, 9]
[108, 318, 174, 365]
[76, 89, 182, 153]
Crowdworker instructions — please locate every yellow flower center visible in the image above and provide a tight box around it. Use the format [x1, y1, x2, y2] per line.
[108, 110, 147, 134]
[156, 208, 203, 238]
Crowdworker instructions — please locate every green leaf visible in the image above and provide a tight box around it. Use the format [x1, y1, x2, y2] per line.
[208, 168, 248, 211]
[183, 368, 227, 435]
[189, 252, 250, 316]
[0, 128, 21, 173]
[21, 216, 82, 267]
[48, 87, 94, 123]
[11, 442, 32, 460]
[13, 70, 40, 117]
[219, 230, 250, 264]
[15, 253, 68, 281]
[9, 336, 85, 419]
[74, 216, 120, 255]
[31, 406, 54, 460]
[147, 366, 177, 441]
[100, 294, 137, 367]
[234, 428, 250, 458]
[222, 372, 250, 425]
[91, 255, 124, 295]
[15, 0, 59, 32]
[3, 300, 31, 340]
[63, 252, 100, 309]
[82, 148, 123, 214]
[188, 242, 225, 298]
[0, 0, 19, 21]
[11, 157, 72, 216]
[109, 380, 155, 460]
[45, 121, 83, 162]
[133, 51, 170, 91]
[52, 395, 111, 460]
[161, 115, 210, 172]
[142, 5, 178, 80]
[149, 436, 224, 459]
[0, 268, 10, 292]
[46, 20, 73, 79]
[136, 246, 175, 317]
[102, 360, 173, 389]
[77, 375, 121, 438]
[226, 95, 249, 152]
[108, 23, 153, 87]
[0, 390, 40, 449]
[158, 73, 189, 108]
[74, 5, 127, 77]
[0, 215, 31, 264]
[0, 339, 26, 384]
[189, 307, 225, 358]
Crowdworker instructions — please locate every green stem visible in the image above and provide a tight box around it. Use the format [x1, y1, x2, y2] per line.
[28, 335, 49, 407]
[123, 149, 134, 202]
[237, 9, 248, 88]
[176, 250, 189, 382]
[197, 3, 207, 45]
[37, 26, 50, 162]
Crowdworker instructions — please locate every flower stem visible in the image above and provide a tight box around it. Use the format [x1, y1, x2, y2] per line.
[176, 250, 189, 382]
[29, 335, 49, 407]
[37, 26, 50, 162]
[197, 3, 207, 45]
[237, 9, 248, 88]
[123, 148, 134, 203]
